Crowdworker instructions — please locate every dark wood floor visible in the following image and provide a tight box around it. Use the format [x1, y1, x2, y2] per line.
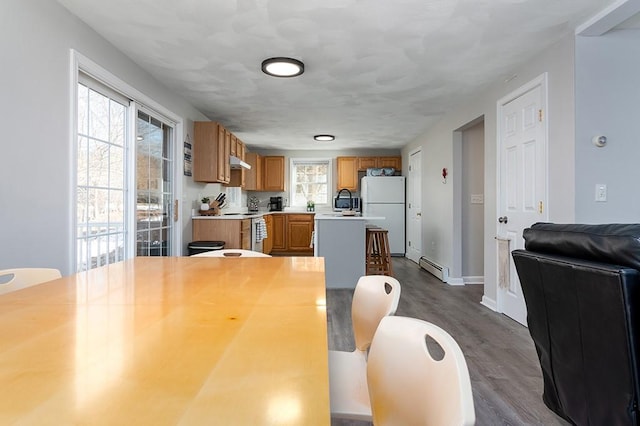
[327, 257, 569, 426]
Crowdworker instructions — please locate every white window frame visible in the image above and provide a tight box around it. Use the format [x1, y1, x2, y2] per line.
[289, 157, 333, 208]
[69, 49, 184, 272]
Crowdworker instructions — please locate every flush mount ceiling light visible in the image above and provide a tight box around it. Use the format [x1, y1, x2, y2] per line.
[314, 134, 335, 142]
[261, 57, 304, 78]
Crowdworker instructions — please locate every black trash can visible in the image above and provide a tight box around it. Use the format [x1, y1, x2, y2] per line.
[188, 241, 225, 256]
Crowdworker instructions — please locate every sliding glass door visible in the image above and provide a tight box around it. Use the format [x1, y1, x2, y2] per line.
[76, 73, 177, 272]
[135, 110, 174, 257]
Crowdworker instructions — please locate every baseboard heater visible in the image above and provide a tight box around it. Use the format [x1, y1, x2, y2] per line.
[419, 256, 449, 282]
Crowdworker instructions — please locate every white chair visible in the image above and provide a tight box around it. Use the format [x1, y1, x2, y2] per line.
[191, 249, 271, 257]
[0, 268, 62, 295]
[329, 275, 401, 420]
[367, 316, 476, 426]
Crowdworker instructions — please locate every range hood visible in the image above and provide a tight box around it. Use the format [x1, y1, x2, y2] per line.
[230, 155, 251, 170]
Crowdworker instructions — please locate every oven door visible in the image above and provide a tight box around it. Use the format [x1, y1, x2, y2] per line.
[251, 218, 264, 252]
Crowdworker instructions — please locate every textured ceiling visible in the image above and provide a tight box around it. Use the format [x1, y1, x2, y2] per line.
[58, 0, 612, 150]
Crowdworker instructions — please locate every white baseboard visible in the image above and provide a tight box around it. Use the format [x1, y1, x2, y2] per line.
[463, 275, 484, 285]
[481, 295, 497, 311]
[446, 277, 465, 286]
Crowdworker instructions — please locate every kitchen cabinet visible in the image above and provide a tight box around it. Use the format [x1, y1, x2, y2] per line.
[287, 214, 314, 253]
[245, 152, 263, 191]
[263, 214, 273, 254]
[270, 214, 314, 254]
[193, 121, 230, 183]
[271, 214, 286, 251]
[263, 156, 285, 192]
[227, 139, 246, 187]
[378, 156, 401, 170]
[336, 156, 358, 191]
[192, 219, 251, 249]
[237, 138, 245, 160]
[223, 129, 231, 182]
[230, 134, 237, 157]
[357, 157, 378, 170]
[357, 156, 402, 171]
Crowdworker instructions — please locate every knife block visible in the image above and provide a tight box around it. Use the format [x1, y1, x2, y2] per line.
[199, 200, 220, 216]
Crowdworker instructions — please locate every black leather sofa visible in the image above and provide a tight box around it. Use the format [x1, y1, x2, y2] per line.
[512, 223, 640, 425]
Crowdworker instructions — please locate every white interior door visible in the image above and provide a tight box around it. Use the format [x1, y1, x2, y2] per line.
[406, 150, 422, 263]
[497, 75, 548, 326]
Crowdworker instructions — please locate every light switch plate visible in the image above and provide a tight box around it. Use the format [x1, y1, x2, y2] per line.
[470, 194, 484, 204]
[595, 184, 607, 202]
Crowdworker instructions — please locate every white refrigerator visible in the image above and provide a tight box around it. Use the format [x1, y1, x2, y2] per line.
[361, 176, 406, 256]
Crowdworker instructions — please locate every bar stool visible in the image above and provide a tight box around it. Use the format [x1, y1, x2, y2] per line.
[366, 227, 394, 277]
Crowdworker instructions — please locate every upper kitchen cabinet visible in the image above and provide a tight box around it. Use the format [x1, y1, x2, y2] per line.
[223, 129, 231, 182]
[227, 138, 246, 188]
[236, 138, 245, 160]
[357, 157, 377, 170]
[336, 156, 358, 191]
[357, 156, 402, 171]
[378, 156, 401, 170]
[193, 121, 230, 183]
[230, 134, 237, 157]
[263, 156, 285, 192]
[245, 152, 263, 191]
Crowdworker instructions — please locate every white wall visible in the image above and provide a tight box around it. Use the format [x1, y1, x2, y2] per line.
[402, 33, 576, 306]
[0, 0, 208, 275]
[575, 29, 640, 222]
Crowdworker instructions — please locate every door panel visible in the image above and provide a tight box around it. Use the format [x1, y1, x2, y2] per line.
[498, 76, 547, 325]
[407, 151, 422, 263]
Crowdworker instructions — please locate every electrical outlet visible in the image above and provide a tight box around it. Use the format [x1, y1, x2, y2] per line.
[595, 184, 607, 202]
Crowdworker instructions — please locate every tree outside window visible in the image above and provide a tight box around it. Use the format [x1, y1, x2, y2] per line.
[290, 159, 332, 207]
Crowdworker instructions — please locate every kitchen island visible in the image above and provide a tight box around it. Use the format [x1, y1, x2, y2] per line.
[314, 213, 383, 289]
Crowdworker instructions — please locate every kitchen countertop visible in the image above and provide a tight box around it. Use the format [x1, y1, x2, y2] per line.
[192, 210, 384, 220]
[315, 213, 385, 220]
[192, 211, 316, 220]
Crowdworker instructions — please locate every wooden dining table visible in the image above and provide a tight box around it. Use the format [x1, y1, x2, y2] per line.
[0, 256, 330, 425]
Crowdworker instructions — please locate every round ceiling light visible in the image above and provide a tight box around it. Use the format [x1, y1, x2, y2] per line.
[261, 57, 304, 78]
[314, 134, 335, 142]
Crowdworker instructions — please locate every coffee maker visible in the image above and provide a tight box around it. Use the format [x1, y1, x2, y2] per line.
[268, 196, 283, 211]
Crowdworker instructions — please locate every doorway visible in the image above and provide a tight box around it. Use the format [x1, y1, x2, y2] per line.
[453, 118, 485, 287]
[461, 121, 485, 284]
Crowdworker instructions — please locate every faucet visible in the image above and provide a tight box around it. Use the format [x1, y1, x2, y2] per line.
[337, 188, 353, 210]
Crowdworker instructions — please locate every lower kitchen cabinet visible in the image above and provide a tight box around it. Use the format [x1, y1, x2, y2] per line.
[287, 214, 314, 253]
[271, 214, 286, 251]
[192, 219, 251, 250]
[270, 213, 314, 255]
